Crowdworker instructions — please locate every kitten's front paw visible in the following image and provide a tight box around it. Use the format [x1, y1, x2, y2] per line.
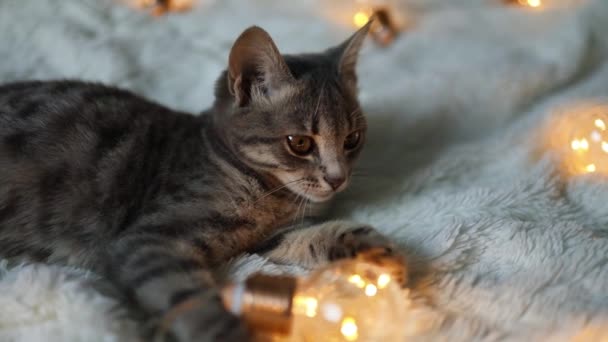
[328, 226, 408, 286]
[154, 294, 249, 342]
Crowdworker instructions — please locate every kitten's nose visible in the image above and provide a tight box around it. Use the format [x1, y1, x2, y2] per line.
[324, 175, 346, 190]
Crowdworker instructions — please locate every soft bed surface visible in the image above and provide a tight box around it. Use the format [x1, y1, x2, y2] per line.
[1, 0, 608, 341]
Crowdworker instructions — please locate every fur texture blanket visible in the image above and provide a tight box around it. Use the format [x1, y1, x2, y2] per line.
[1, 0, 607, 340]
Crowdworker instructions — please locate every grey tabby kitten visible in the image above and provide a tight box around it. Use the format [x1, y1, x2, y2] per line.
[0, 22, 406, 341]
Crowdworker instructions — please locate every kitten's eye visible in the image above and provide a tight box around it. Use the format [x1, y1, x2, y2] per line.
[344, 131, 361, 150]
[286, 135, 314, 156]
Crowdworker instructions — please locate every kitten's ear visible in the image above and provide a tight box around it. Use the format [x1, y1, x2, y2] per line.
[331, 20, 372, 94]
[228, 26, 294, 107]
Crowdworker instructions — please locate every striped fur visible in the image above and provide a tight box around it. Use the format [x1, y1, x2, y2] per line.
[0, 23, 405, 341]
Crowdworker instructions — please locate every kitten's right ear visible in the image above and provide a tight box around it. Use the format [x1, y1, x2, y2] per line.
[329, 19, 372, 95]
[228, 26, 294, 107]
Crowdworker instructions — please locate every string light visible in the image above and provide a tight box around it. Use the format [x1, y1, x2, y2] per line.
[364, 284, 378, 296]
[347, 0, 402, 47]
[542, 103, 608, 176]
[129, 0, 197, 15]
[519, 0, 542, 7]
[377, 273, 391, 288]
[353, 10, 372, 28]
[504, 0, 543, 8]
[222, 259, 408, 341]
[340, 317, 359, 341]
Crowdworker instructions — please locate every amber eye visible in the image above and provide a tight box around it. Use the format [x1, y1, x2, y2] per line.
[286, 135, 314, 156]
[344, 131, 361, 150]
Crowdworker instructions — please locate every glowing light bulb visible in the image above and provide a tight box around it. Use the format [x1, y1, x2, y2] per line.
[348, 1, 402, 47]
[347, 274, 366, 288]
[223, 260, 408, 341]
[288, 260, 406, 341]
[518, 0, 542, 7]
[377, 273, 391, 288]
[130, 0, 195, 15]
[364, 284, 378, 296]
[353, 11, 371, 28]
[580, 139, 589, 150]
[340, 317, 359, 341]
[544, 104, 608, 175]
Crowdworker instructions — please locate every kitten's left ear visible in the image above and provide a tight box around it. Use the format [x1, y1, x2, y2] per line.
[228, 26, 294, 107]
[330, 20, 372, 95]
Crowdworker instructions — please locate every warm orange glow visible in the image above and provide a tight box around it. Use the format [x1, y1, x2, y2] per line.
[353, 11, 370, 28]
[293, 295, 318, 318]
[132, 0, 194, 15]
[377, 273, 391, 289]
[518, 0, 542, 7]
[571, 138, 589, 151]
[341, 317, 359, 341]
[347, 274, 366, 288]
[287, 260, 409, 341]
[543, 103, 608, 176]
[136, 0, 156, 7]
[364, 284, 378, 297]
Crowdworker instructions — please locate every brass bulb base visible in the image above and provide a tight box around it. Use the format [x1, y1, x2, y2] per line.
[222, 274, 297, 336]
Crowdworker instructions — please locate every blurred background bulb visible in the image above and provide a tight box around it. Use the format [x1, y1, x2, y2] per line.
[542, 103, 608, 176]
[567, 114, 608, 174]
[518, 0, 542, 8]
[222, 259, 408, 342]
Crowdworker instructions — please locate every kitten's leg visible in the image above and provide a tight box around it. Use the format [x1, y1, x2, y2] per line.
[104, 231, 247, 342]
[254, 220, 408, 286]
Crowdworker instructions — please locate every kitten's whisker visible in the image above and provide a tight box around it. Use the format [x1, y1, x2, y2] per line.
[301, 191, 310, 225]
[289, 189, 304, 225]
[297, 194, 307, 223]
[293, 188, 308, 226]
[292, 197, 301, 225]
[251, 178, 305, 206]
[298, 185, 310, 225]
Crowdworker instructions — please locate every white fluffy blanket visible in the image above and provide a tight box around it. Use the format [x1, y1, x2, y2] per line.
[1, 0, 608, 341]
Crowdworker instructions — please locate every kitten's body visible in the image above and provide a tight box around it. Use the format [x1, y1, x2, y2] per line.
[0, 80, 310, 267]
[0, 24, 404, 341]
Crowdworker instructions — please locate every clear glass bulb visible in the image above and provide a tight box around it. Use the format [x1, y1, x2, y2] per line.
[286, 260, 407, 342]
[223, 260, 408, 342]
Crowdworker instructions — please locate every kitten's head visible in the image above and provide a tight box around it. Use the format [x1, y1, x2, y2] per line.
[214, 23, 371, 203]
